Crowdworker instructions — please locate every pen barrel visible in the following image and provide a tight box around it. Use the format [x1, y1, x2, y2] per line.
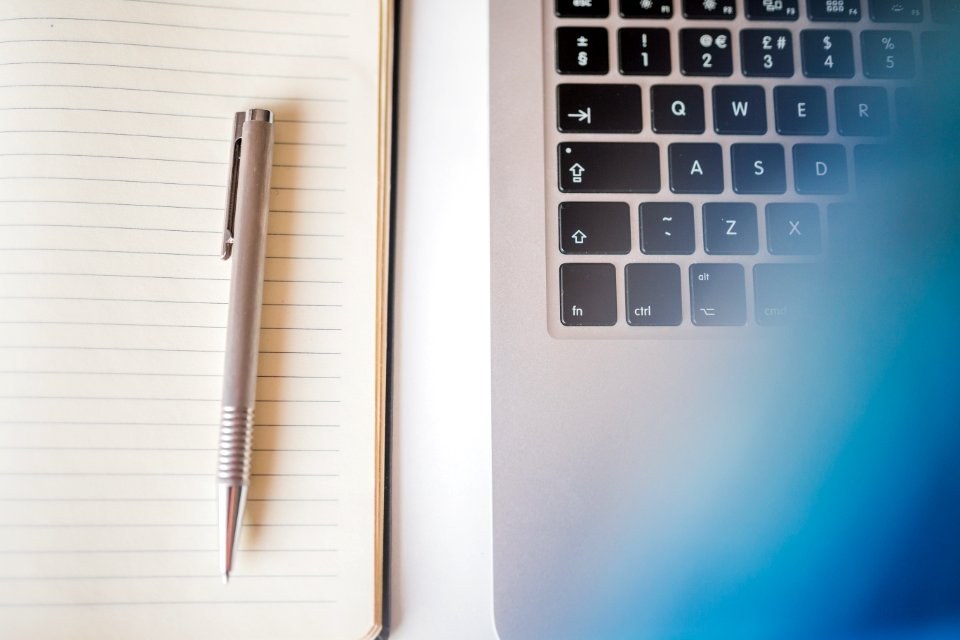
[219, 115, 274, 486]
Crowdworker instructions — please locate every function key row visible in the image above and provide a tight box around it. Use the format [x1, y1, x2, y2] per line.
[559, 262, 818, 326]
[559, 84, 897, 136]
[559, 142, 882, 193]
[559, 27, 926, 79]
[556, 0, 960, 22]
[559, 201, 823, 256]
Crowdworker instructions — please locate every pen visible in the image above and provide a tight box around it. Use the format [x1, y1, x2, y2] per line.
[217, 108, 274, 583]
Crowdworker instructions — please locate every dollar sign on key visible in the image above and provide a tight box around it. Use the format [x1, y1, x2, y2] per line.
[823, 36, 832, 50]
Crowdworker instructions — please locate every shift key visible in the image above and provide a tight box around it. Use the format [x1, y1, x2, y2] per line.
[559, 142, 661, 193]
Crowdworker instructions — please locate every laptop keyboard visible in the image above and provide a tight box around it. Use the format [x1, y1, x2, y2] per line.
[546, 0, 954, 332]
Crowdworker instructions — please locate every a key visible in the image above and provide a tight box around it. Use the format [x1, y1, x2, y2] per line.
[741, 30, 795, 77]
[853, 144, 891, 191]
[808, 0, 862, 20]
[619, 28, 672, 75]
[690, 264, 747, 326]
[668, 143, 724, 194]
[868, 0, 922, 21]
[703, 203, 759, 255]
[640, 202, 696, 254]
[931, 0, 960, 22]
[827, 202, 859, 253]
[683, 0, 737, 18]
[835, 86, 889, 136]
[894, 86, 919, 130]
[559, 202, 632, 254]
[731, 143, 787, 194]
[621, 0, 675, 18]
[713, 85, 768, 134]
[861, 30, 915, 79]
[557, 27, 609, 75]
[754, 263, 819, 325]
[625, 263, 683, 326]
[681, 29, 734, 76]
[557, 84, 643, 133]
[921, 31, 957, 78]
[774, 85, 829, 135]
[558, 143, 661, 193]
[556, 0, 610, 17]
[801, 30, 855, 78]
[793, 143, 849, 194]
[746, 0, 800, 19]
[766, 203, 821, 255]
[651, 85, 705, 134]
[560, 263, 618, 326]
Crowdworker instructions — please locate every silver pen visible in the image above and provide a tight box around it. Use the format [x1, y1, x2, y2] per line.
[217, 109, 275, 583]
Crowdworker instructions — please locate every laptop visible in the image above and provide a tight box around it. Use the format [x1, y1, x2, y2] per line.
[489, 1, 960, 637]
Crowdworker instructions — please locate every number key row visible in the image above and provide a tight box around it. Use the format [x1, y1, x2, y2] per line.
[558, 27, 921, 79]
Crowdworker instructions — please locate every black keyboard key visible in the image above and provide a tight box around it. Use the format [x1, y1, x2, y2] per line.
[559, 143, 661, 193]
[793, 143, 849, 194]
[621, 0, 675, 17]
[754, 263, 819, 325]
[681, 29, 734, 76]
[801, 30, 856, 78]
[869, 0, 922, 21]
[932, 0, 960, 22]
[559, 202, 632, 254]
[703, 203, 760, 255]
[731, 143, 787, 194]
[557, 27, 609, 75]
[619, 28, 672, 75]
[746, 0, 800, 19]
[558, 84, 643, 133]
[683, 0, 737, 18]
[741, 30, 795, 77]
[766, 203, 821, 255]
[774, 86, 829, 135]
[921, 31, 958, 79]
[560, 263, 618, 326]
[651, 85, 705, 134]
[713, 85, 767, 135]
[861, 31, 915, 79]
[669, 143, 724, 194]
[808, 0, 862, 20]
[556, 0, 610, 17]
[827, 202, 859, 253]
[625, 263, 683, 326]
[835, 86, 889, 136]
[640, 202, 696, 254]
[690, 264, 746, 326]
[853, 144, 890, 191]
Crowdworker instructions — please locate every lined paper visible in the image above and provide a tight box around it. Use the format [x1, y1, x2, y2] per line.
[0, 1, 385, 638]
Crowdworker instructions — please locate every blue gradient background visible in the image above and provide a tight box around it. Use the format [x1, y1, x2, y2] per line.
[571, 63, 960, 640]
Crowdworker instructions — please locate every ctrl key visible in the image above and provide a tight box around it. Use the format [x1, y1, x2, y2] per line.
[560, 263, 618, 326]
[626, 264, 682, 326]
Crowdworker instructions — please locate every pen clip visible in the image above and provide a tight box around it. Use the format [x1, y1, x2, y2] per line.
[221, 111, 246, 260]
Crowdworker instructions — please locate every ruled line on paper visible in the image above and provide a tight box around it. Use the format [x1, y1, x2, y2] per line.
[0, 17, 350, 39]
[0, 39, 350, 60]
[0, 61, 347, 82]
[123, 0, 350, 17]
[0, 84, 347, 102]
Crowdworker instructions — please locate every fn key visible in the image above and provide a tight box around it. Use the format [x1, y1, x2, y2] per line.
[560, 263, 617, 326]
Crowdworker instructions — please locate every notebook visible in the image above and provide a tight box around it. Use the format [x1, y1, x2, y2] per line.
[0, 1, 394, 639]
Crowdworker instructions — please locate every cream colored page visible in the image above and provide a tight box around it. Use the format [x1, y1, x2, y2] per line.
[0, 1, 381, 638]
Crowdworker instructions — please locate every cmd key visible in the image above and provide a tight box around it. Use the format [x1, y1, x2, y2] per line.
[559, 143, 661, 193]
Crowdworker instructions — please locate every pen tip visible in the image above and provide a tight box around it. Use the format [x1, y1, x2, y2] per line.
[222, 571, 230, 585]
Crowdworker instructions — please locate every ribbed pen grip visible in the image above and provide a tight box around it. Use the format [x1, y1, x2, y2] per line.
[218, 407, 254, 484]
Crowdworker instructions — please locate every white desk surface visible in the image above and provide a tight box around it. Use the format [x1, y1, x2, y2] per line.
[390, 1, 497, 638]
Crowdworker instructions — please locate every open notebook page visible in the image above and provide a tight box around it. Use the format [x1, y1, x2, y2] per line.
[0, 1, 386, 638]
